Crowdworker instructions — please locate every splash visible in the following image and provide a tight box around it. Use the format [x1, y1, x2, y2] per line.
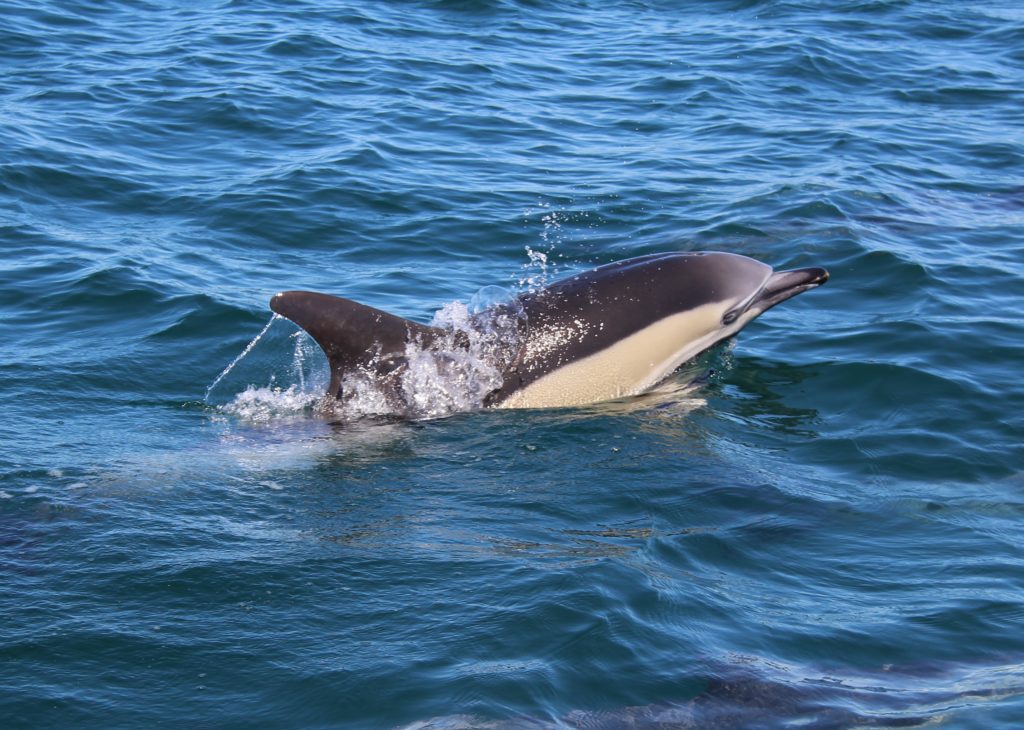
[519, 200, 570, 291]
[218, 383, 321, 422]
[210, 289, 527, 423]
[211, 315, 328, 420]
[204, 314, 279, 402]
[332, 291, 527, 421]
[520, 245, 550, 291]
[289, 329, 318, 392]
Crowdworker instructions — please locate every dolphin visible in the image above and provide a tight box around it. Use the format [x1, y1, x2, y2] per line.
[269, 252, 828, 412]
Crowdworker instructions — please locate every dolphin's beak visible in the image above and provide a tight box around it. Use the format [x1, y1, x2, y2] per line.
[751, 266, 829, 313]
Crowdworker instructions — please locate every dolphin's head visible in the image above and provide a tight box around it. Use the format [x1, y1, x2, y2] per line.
[693, 252, 829, 335]
[610, 251, 829, 373]
[518, 251, 828, 353]
[601, 251, 828, 340]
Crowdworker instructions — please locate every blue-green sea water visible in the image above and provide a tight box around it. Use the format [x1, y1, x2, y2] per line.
[3, 1, 1024, 727]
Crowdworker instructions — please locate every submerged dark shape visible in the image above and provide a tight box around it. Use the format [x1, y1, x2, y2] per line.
[392, 654, 1024, 729]
[270, 252, 828, 412]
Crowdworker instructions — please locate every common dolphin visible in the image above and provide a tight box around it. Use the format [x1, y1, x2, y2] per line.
[270, 252, 828, 412]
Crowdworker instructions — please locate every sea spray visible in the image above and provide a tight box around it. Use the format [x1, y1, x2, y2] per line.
[398, 297, 525, 420]
[210, 289, 526, 422]
[209, 317, 328, 420]
[218, 383, 320, 422]
[332, 291, 527, 421]
[289, 329, 318, 393]
[280, 288, 516, 421]
[520, 245, 551, 291]
[204, 314, 280, 402]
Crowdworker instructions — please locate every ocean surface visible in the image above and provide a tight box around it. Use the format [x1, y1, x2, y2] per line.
[2, 1, 1024, 727]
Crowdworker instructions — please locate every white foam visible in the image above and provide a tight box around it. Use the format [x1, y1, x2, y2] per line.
[220, 384, 320, 422]
[325, 296, 526, 421]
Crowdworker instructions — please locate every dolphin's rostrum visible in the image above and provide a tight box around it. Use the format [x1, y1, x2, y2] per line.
[270, 252, 828, 412]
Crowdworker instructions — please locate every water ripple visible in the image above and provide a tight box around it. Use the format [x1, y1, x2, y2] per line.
[2, 0, 1024, 726]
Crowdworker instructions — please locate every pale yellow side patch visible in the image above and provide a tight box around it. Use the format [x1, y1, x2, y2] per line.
[497, 303, 727, 409]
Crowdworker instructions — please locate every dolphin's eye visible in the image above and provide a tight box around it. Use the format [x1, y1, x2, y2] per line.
[722, 310, 739, 325]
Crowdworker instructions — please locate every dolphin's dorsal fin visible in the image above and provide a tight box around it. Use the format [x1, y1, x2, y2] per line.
[270, 291, 442, 397]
